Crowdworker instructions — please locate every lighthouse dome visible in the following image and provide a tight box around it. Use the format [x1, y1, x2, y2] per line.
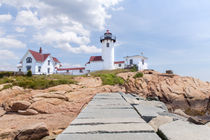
[100, 30, 116, 43]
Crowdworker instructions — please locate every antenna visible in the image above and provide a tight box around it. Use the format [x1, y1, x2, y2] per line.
[141, 52, 144, 56]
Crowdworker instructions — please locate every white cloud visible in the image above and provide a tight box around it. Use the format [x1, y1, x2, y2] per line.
[0, 50, 19, 60]
[112, 6, 124, 11]
[15, 27, 26, 32]
[15, 10, 44, 28]
[0, 62, 17, 71]
[34, 29, 90, 45]
[0, 28, 5, 36]
[58, 43, 101, 54]
[0, 0, 122, 54]
[0, 37, 26, 49]
[0, 14, 12, 22]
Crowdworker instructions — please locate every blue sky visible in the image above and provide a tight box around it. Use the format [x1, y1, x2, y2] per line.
[1, 0, 210, 81]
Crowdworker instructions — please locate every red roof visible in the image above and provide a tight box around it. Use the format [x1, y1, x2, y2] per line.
[53, 57, 60, 63]
[57, 67, 85, 71]
[28, 50, 60, 63]
[89, 56, 103, 62]
[114, 61, 125, 64]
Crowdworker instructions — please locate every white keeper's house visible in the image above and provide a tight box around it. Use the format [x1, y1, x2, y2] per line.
[17, 48, 61, 75]
[17, 30, 148, 75]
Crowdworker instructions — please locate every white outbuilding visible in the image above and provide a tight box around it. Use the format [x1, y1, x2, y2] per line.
[124, 55, 148, 71]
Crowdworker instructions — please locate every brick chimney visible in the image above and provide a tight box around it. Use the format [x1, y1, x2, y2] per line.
[39, 47, 42, 54]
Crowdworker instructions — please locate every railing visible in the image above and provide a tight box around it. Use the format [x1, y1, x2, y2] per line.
[100, 35, 116, 42]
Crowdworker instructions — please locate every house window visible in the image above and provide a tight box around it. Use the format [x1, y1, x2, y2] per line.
[48, 68, 50, 73]
[119, 64, 121, 67]
[26, 57, 32, 63]
[142, 59, 145, 65]
[80, 69, 83, 73]
[130, 59, 133, 65]
[48, 60, 50, 65]
[26, 66, 31, 71]
[38, 66, 41, 72]
[106, 43, 109, 47]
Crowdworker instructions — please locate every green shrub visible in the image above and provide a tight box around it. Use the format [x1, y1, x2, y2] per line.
[130, 65, 138, 72]
[6, 74, 76, 90]
[133, 72, 144, 79]
[0, 71, 14, 78]
[97, 73, 124, 86]
[26, 70, 32, 77]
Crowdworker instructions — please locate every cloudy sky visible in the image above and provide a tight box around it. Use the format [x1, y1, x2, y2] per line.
[1, 0, 210, 81]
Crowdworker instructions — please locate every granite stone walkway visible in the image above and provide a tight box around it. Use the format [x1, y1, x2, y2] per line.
[56, 93, 161, 140]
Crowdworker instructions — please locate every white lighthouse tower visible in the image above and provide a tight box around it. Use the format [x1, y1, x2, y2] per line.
[100, 30, 116, 70]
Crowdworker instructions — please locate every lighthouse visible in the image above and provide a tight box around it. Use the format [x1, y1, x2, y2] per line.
[100, 30, 116, 70]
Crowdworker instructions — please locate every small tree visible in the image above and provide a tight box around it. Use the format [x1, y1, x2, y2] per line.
[133, 72, 144, 78]
[26, 70, 32, 77]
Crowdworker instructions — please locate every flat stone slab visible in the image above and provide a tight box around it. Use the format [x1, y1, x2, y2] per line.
[159, 120, 210, 140]
[77, 110, 141, 119]
[87, 100, 129, 106]
[57, 133, 161, 140]
[71, 118, 146, 125]
[134, 102, 166, 122]
[62, 123, 155, 134]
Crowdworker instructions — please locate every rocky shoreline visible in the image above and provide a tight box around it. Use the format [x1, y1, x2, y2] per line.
[118, 70, 210, 123]
[0, 71, 210, 139]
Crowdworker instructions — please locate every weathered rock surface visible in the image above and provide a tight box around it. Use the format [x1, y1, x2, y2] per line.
[206, 122, 210, 127]
[15, 122, 49, 140]
[29, 98, 72, 114]
[18, 109, 38, 115]
[187, 116, 207, 125]
[158, 120, 210, 140]
[149, 115, 173, 132]
[174, 109, 190, 118]
[0, 128, 19, 140]
[11, 101, 31, 112]
[32, 93, 68, 101]
[0, 107, 6, 117]
[118, 71, 210, 115]
[41, 135, 57, 140]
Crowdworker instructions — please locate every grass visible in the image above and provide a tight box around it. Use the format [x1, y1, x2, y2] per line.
[133, 72, 144, 79]
[0, 74, 76, 90]
[90, 69, 130, 76]
[0, 84, 13, 91]
[90, 69, 127, 86]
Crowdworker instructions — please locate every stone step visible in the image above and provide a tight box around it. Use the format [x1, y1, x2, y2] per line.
[57, 133, 161, 140]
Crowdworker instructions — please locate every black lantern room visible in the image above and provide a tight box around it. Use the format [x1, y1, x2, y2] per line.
[100, 30, 116, 43]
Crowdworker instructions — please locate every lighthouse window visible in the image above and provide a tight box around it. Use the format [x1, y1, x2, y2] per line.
[38, 66, 41, 72]
[106, 43, 109, 47]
